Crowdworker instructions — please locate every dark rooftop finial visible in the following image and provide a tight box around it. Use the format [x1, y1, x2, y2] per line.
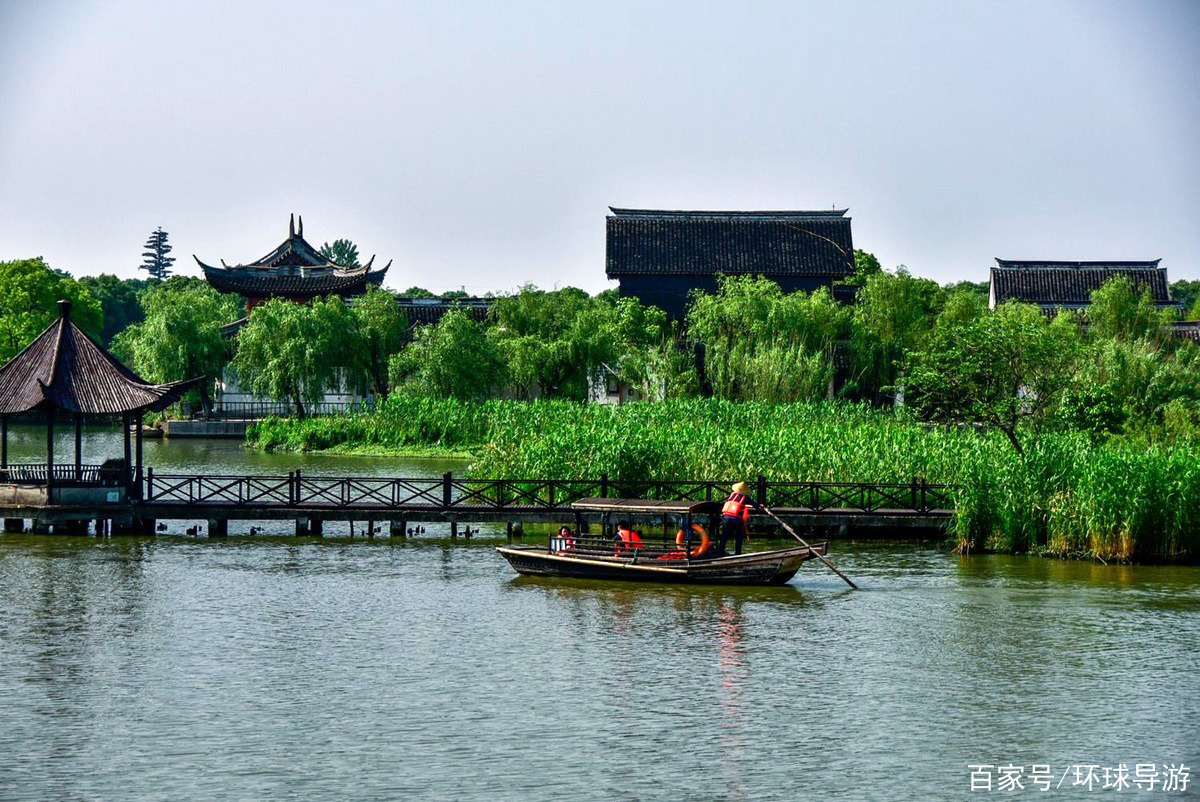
[57, 299, 72, 318]
[298, 215, 303, 237]
[289, 213, 295, 238]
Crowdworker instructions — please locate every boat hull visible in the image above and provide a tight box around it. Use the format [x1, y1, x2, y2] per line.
[495, 543, 825, 586]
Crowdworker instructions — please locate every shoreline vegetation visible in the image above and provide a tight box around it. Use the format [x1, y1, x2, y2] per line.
[247, 398, 1199, 564]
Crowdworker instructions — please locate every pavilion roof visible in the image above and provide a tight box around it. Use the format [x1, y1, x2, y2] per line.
[605, 208, 855, 279]
[0, 301, 204, 415]
[195, 214, 391, 298]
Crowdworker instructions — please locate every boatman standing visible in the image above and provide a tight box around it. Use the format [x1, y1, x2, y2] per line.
[719, 481, 761, 556]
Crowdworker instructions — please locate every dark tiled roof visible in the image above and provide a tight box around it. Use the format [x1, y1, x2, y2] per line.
[990, 259, 1174, 307]
[196, 214, 391, 299]
[606, 208, 855, 278]
[398, 298, 492, 327]
[0, 301, 204, 415]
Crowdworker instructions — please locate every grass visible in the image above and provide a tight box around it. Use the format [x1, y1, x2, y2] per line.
[246, 397, 1199, 562]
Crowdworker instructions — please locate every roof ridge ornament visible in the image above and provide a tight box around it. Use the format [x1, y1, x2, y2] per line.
[57, 299, 72, 318]
[298, 215, 303, 237]
[289, 213, 295, 239]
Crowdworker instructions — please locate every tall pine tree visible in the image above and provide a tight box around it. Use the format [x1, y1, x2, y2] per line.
[140, 227, 175, 279]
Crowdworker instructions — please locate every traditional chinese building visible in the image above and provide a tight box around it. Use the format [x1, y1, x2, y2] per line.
[605, 208, 857, 319]
[0, 300, 202, 528]
[988, 258, 1180, 313]
[196, 214, 390, 315]
[196, 215, 392, 419]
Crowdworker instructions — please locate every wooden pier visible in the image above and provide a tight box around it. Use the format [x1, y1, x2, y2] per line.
[0, 469, 954, 537]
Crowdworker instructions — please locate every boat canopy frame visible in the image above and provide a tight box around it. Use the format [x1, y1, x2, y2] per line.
[566, 497, 723, 554]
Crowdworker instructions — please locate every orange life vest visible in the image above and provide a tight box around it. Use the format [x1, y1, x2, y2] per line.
[615, 528, 643, 554]
[722, 492, 752, 522]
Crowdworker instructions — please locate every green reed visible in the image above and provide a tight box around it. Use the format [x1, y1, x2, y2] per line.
[247, 398, 1198, 561]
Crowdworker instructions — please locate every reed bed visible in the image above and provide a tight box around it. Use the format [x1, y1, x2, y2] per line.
[247, 398, 1198, 561]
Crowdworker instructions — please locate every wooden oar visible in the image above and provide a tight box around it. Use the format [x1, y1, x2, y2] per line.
[762, 505, 858, 590]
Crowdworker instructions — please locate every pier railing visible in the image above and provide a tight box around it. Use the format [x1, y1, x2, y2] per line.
[141, 470, 954, 514]
[0, 463, 121, 486]
[184, 400, 377, 421]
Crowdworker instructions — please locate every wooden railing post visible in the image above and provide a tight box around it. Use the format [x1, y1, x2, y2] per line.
[920, 478, 927, 512]
[548, 481, 555, 508]
[757, 474, 767, 507]
[294, 470, 301, 505]
[146, 467, 153, 501]
[600, 473, 608, 498]
[443, 472, 452, 508]
[911, 477, 919, 511]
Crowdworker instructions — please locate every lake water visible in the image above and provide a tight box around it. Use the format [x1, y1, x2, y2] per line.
[0, 427, 1197, 800]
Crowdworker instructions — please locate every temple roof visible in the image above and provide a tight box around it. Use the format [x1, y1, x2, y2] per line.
[195, 214, 391, 299]
[606, 208, 854, 278]
[990, 258, 1174, 308]
[0, 301, 204, 415]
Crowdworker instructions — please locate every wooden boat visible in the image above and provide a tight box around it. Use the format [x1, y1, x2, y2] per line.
[495, 498, 827, 586]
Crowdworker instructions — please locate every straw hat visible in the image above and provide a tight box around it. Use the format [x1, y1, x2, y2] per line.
[731, 481, 749, 494]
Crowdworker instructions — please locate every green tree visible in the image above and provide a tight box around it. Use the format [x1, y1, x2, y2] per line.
[1075, 337, 1200, 439]
[686, 275, 849, 402]
[842, 249, 882, 286]
[400, 286, 438, 299]
[111, 277, 241, 407]
[318, 239, 360, 268]
[487, 285, 676, 401]
[232, 297, 359, 417]
[847, 268, 943, 402]
[78, 274, 151, 344]
[351, 286, 407, 399]
[937, 289, 986, 328]
[390, 307, 504, 400]
[903, 303, 1084, 454]
[440, 289, 469, 300]
[941, 279, 990, 299]
[1087, 275, 1170, 342]
[1169, 279, 1200, 315]
[140, 227, 175, 279]
[0, 257, 103, 359]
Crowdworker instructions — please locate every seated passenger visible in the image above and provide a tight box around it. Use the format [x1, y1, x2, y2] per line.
[614, 520, 643, 554]
[550, 526, 575, 554]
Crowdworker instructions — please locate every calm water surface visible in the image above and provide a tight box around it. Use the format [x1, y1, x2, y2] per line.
[0, 428, 1196, 800]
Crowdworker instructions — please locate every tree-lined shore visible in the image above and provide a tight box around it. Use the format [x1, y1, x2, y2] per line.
[3, 253, 1199, 561]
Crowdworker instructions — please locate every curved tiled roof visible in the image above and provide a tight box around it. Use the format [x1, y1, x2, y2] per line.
[196, 214, 391, 299]
[606, 208, 854, 278]
[0, 301, 204, 415]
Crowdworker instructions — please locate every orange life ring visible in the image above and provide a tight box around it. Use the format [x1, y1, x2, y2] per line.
[675, 524, 711, 558]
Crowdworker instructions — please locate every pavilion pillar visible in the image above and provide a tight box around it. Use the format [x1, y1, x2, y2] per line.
[122, 412, 132, 499]
[134, 413, 144, 501]
[74, 413, 82, 482]
[46, 409, 54, 505]
[2, 414, 8, 474]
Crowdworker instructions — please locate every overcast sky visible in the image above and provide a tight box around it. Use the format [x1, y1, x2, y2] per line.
[1, 0, 1197, 294]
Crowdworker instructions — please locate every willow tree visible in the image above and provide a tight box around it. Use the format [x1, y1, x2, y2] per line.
[351, 285, 407, 400]
[111, 278, 240, 409]
[389, 307, 503, 401]
[686, 274, 850, 402]
[232, 297, 360, 417]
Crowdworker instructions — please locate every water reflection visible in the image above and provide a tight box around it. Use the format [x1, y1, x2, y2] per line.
[1, 476, 1198, 799]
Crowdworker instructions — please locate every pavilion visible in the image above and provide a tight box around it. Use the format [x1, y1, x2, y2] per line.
[196, 214, 391, 316]
[0, 300, 203, 531]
